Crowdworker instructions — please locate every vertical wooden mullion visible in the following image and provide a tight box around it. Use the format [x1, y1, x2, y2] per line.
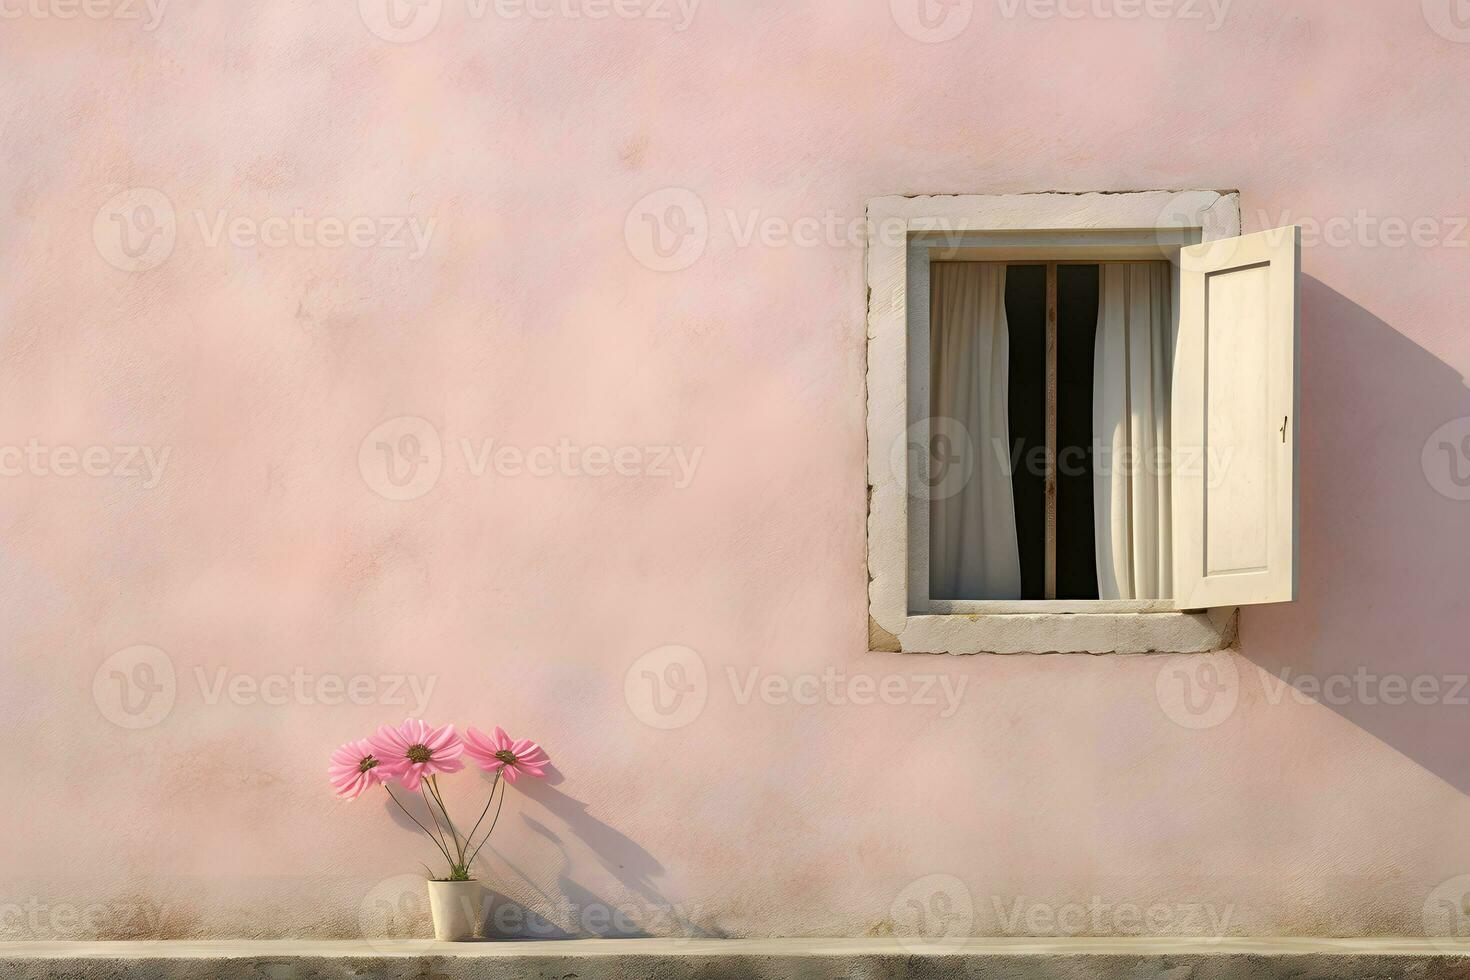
[1044, 263, 1058, 600]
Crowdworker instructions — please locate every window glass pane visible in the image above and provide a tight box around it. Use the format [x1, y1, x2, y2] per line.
[1056, 265, 1101, 601]
[1005, 265, 1046, 600]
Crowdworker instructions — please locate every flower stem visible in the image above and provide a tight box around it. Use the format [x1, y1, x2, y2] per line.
[427, 775, 465, 866]
[419, 783, 453, 867]
[383, 786, 454, 866]
[464, 775, 507, 869]
[461, 772, 501, 858]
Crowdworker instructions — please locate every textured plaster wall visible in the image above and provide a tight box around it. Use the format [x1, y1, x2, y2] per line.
[2, 0, 1470, 942]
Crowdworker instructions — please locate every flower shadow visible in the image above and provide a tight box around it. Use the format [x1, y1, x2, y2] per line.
[466, 767, 718, 940]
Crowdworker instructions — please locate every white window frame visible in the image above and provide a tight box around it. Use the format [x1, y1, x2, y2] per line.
[866, 190, 1241, 655]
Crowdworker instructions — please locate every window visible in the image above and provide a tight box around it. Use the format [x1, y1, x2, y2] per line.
[866, 191, 1299, 654]
[930, 260, 1164, 604]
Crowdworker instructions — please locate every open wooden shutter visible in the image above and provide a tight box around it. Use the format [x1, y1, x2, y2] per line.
[1172, 227, 1300, 608]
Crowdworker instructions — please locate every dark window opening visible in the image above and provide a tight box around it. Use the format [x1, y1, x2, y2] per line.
[1055, 265, 1099, 601]
[1003, 264, 1100, 601]
[1004, 266, 1047, 601]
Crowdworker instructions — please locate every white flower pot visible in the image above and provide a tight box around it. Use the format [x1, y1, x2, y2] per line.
[426, 879, 485, 941]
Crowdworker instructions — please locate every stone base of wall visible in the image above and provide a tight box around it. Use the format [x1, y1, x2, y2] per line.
[4, 938, 1470, 979]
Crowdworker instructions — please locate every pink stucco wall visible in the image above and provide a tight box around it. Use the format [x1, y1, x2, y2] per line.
[3, 0, 1470, 941]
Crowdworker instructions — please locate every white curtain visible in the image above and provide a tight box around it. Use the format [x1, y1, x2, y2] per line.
[1093, 262, 1173, 600]
[929, 263, 1022, 600]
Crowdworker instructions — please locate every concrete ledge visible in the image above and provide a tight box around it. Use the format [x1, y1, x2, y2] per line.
[4, 938, 1470, 979]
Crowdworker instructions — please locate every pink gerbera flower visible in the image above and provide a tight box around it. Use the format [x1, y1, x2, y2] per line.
[463, 726, 550, 783]
[329, 738, 384, 801]
[368, 719, 464, 791]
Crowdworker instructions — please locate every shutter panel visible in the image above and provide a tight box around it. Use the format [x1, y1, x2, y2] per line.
[1172, 227, 1300, 608]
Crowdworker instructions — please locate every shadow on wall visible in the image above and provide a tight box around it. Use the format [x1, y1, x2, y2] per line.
[384, 768, 715, 939]
[1240, 275, 1470, 793]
